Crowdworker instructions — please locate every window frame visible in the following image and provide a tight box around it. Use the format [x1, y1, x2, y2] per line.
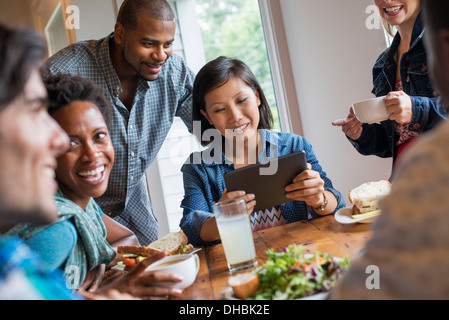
[258, 0, 303, 136]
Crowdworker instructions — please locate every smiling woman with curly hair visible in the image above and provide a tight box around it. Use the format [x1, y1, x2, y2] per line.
[7, 74, 183, 297]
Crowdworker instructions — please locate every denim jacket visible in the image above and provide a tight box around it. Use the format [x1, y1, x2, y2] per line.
[179, 130, 345, 246]
[350, 12, 446, 167]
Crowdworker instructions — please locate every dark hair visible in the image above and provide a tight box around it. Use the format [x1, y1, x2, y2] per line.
[422, 0, 449, 32]
[0, 24, 46, 111]
[117, 0, 176, 30]
[44, 74, 112, 129]
[192, 56, 273, 146]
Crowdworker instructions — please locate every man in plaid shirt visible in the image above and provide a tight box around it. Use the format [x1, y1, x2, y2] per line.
[42, 0, 195, 245]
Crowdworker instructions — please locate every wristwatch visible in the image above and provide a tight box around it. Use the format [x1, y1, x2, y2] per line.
[314, 192, 328, 211]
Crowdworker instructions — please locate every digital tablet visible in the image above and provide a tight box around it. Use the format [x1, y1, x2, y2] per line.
[223, 151, 308, 212]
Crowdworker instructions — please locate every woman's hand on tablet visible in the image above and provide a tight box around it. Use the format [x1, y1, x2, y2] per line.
[284, 163, 325, 208]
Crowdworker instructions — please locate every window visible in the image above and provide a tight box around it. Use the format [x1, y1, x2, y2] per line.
[147, 0, 205, 236]
[149, 0, 284, 236]
[196, 0, 281, 131]
[45, 3, 67, 56]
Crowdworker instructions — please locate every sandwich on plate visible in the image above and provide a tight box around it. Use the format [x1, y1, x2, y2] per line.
[117, 230, 194, 271]
[349, 180, 391, 220]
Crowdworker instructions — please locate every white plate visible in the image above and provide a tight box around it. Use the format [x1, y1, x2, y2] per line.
[334, 206, 379, 224]
[220, 287, 328, 300]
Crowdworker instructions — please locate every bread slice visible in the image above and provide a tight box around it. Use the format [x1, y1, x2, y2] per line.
[117, 245, 163, 257]
[228, 272, 260, 299]
[349, 180, 391, 213]
[148, 230, 188, 255]
[117, 230, 189, 256]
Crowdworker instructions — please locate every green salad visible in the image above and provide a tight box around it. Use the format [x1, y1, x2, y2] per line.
[248, 244, 351, 300]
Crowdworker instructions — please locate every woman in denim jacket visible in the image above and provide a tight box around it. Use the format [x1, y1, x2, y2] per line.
[333, 1, 446, 170]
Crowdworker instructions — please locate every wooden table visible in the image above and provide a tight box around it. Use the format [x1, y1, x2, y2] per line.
[180, 214, 372, 300]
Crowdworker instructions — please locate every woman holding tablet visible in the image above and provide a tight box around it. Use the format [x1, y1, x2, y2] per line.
[180, 56, 345, 246]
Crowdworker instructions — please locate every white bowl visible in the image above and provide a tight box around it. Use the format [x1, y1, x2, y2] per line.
[146, 254, 200, 289]
[352, 96, 388, 124]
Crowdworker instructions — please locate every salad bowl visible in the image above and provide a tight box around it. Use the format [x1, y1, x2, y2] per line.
[221, 244, 350, 300]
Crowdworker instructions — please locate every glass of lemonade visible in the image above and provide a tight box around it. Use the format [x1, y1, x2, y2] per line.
[213, 197, 257, 272]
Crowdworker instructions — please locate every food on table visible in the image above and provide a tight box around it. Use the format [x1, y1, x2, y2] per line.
[146, 230, 194, 254]
[229, 244, 351, 300]
[117, 230, 194, 271]
[351, 209, 381, 220]
[228, 272, 260, 299]
[349, 180, 391, 217]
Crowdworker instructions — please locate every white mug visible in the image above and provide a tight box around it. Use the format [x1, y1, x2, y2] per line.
[352, 96, 388, 124]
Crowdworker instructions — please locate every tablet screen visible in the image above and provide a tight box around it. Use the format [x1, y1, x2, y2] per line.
[223, 151, 307, 212]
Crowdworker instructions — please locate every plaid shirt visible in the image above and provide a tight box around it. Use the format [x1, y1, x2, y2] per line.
[0, 236, 80, 300]
[42, 34, 194, 245]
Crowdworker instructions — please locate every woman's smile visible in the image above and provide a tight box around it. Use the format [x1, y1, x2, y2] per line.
[384, 5, 403, 16]
[77, 164, 106, 184]
[375, 0, 421, 27]
[230, 123, 250, 135]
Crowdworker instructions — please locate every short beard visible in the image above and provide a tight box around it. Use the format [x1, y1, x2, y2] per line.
[121, 49, 154, 82]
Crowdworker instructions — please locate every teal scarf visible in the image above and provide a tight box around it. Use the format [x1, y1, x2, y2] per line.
[7, 189, 116, 288]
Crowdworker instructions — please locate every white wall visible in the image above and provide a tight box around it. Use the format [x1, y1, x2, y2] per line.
[278, 0, 391, 201]
[71, 0, 117, 41]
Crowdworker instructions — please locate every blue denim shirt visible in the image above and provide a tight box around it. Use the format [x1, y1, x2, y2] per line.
[349, 12, 446, 167]
[179, 130, 345, 246]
